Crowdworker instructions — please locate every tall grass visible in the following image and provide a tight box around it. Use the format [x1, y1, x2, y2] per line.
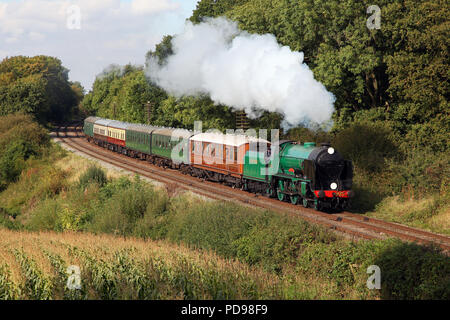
[0, 264, 21, 300]
[12, 249, 53, 300]
[1, 157, 449, 300]
[0, 229, 320, 300]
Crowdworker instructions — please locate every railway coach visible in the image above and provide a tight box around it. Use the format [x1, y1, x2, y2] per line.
[125, 123, 157, 159]
[92, 118, 111, 147]
[189, 132, 270, 186]
[151, 128, 193, 169]
[107, 120, 127, 152]
[83, 116, 101, 141]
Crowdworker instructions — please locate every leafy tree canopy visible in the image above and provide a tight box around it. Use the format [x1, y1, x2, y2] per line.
[0, 55, 83, 124]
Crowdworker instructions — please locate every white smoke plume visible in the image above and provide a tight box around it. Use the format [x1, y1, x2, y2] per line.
[96, 64, 128, 80]
[146, 17, 335, 128]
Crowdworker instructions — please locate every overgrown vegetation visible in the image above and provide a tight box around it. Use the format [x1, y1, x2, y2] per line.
[0, 114, 50, 191]
[1, 156, 448, 300]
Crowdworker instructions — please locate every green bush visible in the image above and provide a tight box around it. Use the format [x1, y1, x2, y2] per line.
[78, 165, 107, 189]
[166, 199, 267, 258]
[387, 148, 449, 196]
[296, 238, 450, 300]
[332, 122, 399, 173]
[0, 114, 49, 191]
[373, 242, 450, 300]
[27, 199, 61, 231]
[133, 190, 169, 239]
[0, 139, 41, 190]
[88, 177, 166, 236]
[233, 216, 335, 273]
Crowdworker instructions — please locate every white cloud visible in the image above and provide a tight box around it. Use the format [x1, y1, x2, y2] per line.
[0, 3, 6, 19]
[131, 0, 179, 15]
[28, 31, 46, 42]
[0, 0, 197, 89]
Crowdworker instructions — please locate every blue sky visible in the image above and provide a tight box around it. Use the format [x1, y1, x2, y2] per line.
[0, 0, 199, 90]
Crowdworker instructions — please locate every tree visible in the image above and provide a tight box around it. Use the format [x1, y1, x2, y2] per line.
[145, 35, 174, 67]
[0, 56, 79, 124]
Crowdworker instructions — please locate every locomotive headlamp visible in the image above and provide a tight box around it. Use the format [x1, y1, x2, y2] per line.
[328, 147, 335, 155]
[330, 182, 338, 190]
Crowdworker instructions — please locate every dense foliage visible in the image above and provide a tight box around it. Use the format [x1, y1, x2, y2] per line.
[0, 114, 49, 191]
[0, 56, 83, 124]
[1, 161, 448, 300]
[190, 0, 449, 149]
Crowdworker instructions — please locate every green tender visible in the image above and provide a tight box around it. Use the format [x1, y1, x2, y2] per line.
[243, 151, 268, 182]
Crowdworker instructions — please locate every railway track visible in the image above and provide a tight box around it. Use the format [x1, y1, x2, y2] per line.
[54, 124, 450, 253]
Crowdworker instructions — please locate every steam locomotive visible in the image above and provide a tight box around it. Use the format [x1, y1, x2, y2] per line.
[83, 117, 354, 211]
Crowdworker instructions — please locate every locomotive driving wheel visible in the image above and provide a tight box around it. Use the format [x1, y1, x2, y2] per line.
[265, 186, 275, 198]
[302, 198, 309, 208]
[290, 195, 299, 205]
[290, 182, 299, 205]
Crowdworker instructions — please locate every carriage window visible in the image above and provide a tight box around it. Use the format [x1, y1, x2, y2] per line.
[195, 141, 201, 154]
[216, 144, 222, 158]
[234, 147, 238, 161]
